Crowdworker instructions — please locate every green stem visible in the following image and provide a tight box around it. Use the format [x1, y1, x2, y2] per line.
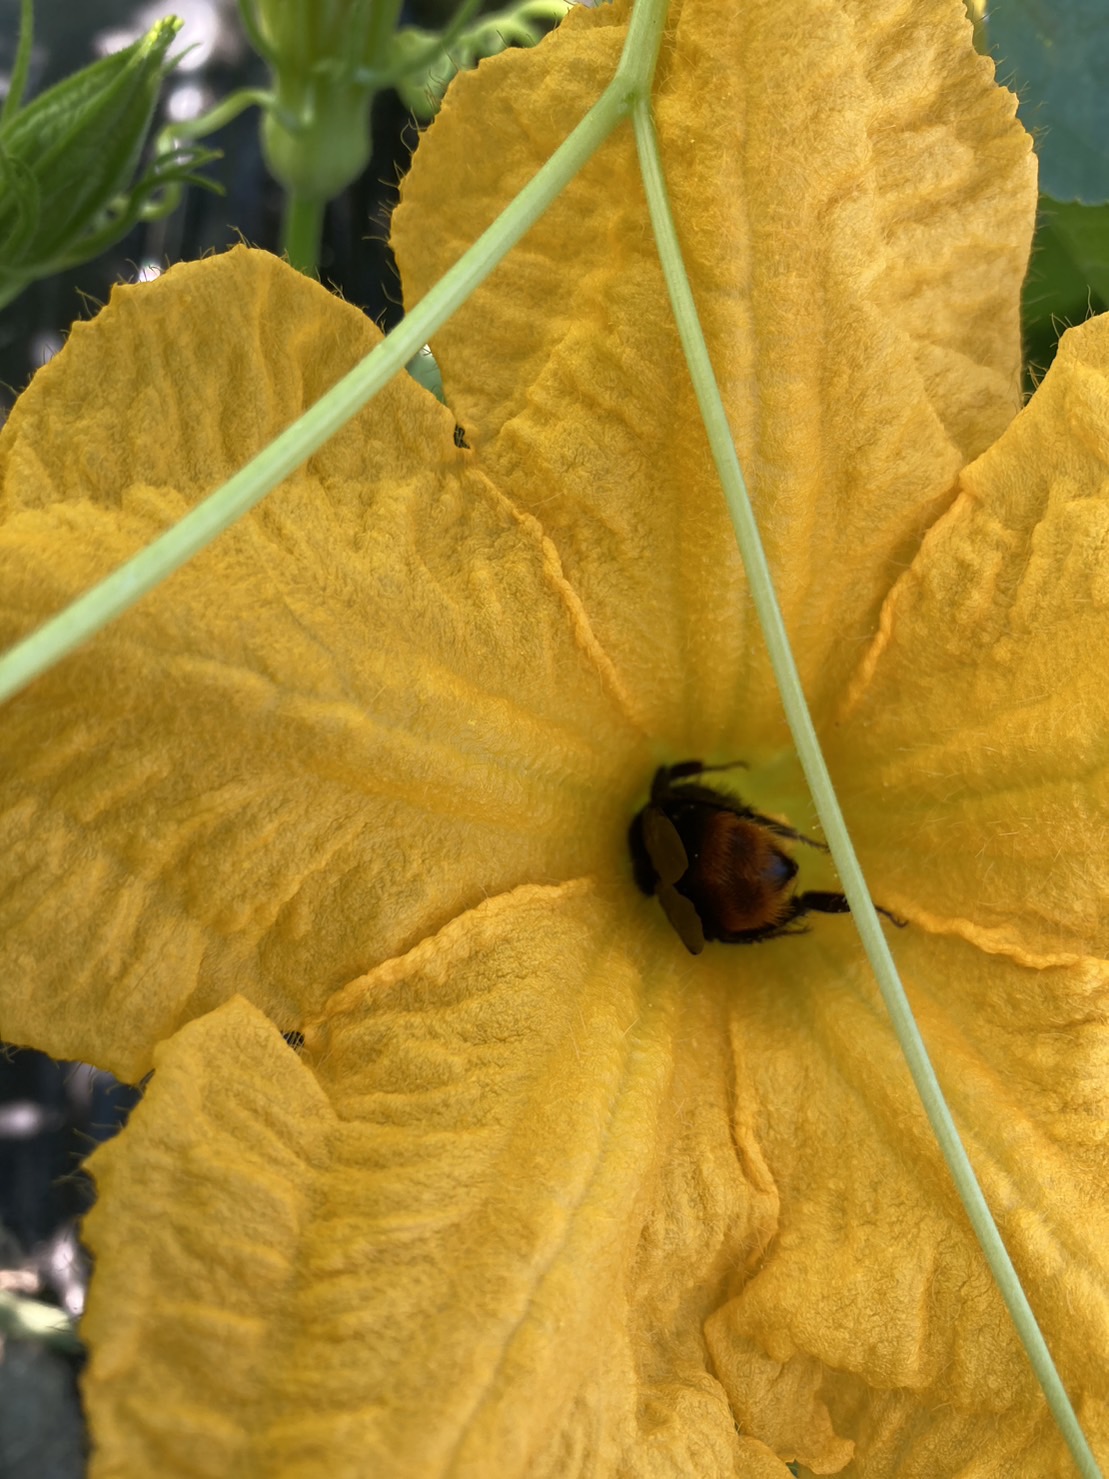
[158, 85, 274, 145]
[631, 96, 1103, 1479]
[365, 0, 405, 70]
[0, 0, 671, 708]
[0, 0, 33, 125]
[281, 191, 325, 274]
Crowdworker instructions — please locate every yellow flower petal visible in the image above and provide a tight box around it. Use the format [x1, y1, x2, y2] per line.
[0, 249, 644, 1081]
[392, 0, 1035, 746]
[83, 887, 777, 1475]
[829, 314, 1109, 960]
[709, 928, 1109, 1473]
[82, 996, 337, 1475]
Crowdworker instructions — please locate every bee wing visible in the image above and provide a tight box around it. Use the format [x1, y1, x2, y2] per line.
[642, 806, 689, 887]
[657, 883, 706, 955]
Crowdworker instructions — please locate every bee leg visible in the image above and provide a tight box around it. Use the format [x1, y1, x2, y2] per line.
[740, 811, 829, 850]
[793, 891, 907, 928]
[792, 890, 852, 918]
[662, 758, 749, 784]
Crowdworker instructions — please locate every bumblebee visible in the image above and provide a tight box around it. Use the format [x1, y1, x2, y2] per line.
[628, 759, 902, 955]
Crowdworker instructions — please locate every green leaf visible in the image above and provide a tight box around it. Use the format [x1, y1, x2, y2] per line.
[1041, 198, 1109, 304]
[985, 0, 1109, 204]
[1022, 196, 1109, 382]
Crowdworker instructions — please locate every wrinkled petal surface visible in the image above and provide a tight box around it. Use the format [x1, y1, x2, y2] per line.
[393, 0, 1035, 750]
[83, 887, 781, 1477]
[712, 928, 1109, 1474]
[829, 314, 1109, 962]
[0, 250, 645, 1081]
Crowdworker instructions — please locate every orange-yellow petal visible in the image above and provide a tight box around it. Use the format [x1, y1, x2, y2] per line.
[82, 886, 782, 1476]
[711, 928, 1109, 1474]
[392, 0, 1036, 749]
[829, 313, 1109, 961]
[0, 249, 645, 1081]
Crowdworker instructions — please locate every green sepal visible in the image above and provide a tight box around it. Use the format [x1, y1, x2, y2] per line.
[0, 16, 215, 306]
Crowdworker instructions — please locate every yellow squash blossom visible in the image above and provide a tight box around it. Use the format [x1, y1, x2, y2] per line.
[1, 0, 1106, 1473]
